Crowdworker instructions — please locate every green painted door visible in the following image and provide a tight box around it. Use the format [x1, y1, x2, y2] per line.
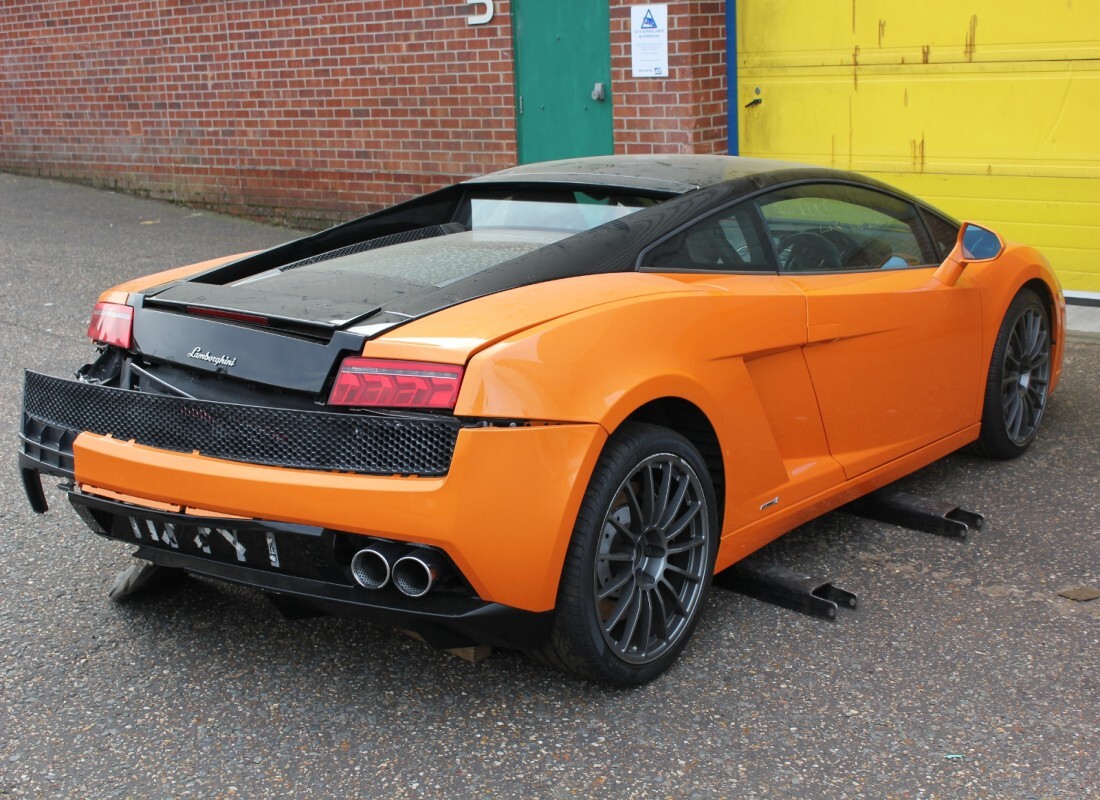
[513, 0, 613, 164]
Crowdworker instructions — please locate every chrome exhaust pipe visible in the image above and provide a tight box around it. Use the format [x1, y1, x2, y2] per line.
[391, 549, 448, 597]
[350, 542, 405, 590]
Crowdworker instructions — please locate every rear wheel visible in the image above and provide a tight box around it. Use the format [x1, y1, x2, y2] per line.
[535, 423, 718, 685]
[973, 288, 1052, 459]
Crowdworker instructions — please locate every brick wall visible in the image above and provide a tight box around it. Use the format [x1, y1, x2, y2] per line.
[611, 1, 728, 155]
[0, 1, 518, 228]
[1, 1, 728, 228]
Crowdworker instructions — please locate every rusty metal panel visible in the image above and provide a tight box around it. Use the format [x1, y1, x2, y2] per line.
[737, 0, 1100, 291]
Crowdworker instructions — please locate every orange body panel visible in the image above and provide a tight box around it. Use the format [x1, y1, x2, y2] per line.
[360, 272, 712, 365]
[711, 424, 980, 570]
[449, 274, 849, 541]
[73, 423, 607, 612]
[786, 267, 984, 478]
[97, 252, 256, 305]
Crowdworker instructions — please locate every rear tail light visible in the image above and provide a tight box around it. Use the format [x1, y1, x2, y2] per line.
[88, 302, 134, 348]
[328, 358, 464, 410]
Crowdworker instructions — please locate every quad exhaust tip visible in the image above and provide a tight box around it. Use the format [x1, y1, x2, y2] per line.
[350, 542, 448, 597]
[391, 551, 447, 598]
[350, 548, 389, 590]
[350, 542, 404, 590]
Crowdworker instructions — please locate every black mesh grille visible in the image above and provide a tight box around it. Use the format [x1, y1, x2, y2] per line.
[22, 371, 460, 476]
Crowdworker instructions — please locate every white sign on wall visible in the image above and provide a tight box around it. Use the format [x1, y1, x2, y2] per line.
[630, 4, 669, 78]
[465, 1, 494, 25]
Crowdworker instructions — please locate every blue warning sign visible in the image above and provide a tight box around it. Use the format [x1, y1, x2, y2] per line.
[641, 9, 658, 29]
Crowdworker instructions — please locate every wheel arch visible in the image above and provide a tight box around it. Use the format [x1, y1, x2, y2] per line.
[1015, 275, 1065, 396]
[971, 278, 1057, 458]
[999, 274, 1065, 395]
[1020, 276, 1056, 332]
[971, 246, 1066, 395]
[618, 397, 726, 518]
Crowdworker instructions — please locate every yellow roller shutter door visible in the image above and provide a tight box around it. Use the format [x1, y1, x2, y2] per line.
[737, 0, 1100, 292]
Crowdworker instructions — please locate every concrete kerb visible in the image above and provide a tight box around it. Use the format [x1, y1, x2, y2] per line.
[1066, 303, 1100, 342]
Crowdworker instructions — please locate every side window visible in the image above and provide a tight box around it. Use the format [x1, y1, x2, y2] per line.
[920, 209, 961, 261]
[757, 184, 937, 272]
[641, 203, 772, 271]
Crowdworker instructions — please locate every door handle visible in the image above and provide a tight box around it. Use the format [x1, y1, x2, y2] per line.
[591, 82, 606, 102]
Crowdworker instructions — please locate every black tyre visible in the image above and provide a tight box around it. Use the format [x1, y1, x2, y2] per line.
[972, 288, 1052, 459]
[536, 422, 718, 685]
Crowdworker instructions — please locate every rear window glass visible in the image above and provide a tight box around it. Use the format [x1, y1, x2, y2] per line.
[457, 188, 658, 233]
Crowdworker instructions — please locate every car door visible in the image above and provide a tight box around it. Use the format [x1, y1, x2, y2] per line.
[639, 201, 847, 530]
[755, 182, 984, 479]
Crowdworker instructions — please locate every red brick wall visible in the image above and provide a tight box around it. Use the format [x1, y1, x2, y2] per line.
[1, 2, 728, 227]
[0, 1, 518, 228]
[610, 1, 728, 155]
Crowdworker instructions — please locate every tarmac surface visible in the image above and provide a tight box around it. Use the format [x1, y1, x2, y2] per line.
[1, 173, 1097, 799]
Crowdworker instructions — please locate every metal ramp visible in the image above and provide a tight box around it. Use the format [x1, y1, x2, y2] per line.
[714, 558, 857, 621]
[844, 488, 984, 541]
[715, 488, 984, 619]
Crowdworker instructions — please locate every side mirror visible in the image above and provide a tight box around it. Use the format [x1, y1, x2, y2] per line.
[960, 223, 1004, 261]
[933, 222, 1005, 286]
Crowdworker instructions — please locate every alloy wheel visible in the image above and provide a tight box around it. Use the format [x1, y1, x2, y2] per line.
[1001, 306, 1051, 445]
[592, 453, 710, 665]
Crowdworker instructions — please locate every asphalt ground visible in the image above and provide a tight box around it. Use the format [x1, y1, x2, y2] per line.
[1, 173, 1097, 799]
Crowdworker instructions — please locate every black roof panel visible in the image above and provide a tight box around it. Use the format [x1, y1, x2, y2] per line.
[465, 154, 811, 194]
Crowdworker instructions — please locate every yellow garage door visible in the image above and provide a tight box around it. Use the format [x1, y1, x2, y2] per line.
[736, 0, 1100, 293]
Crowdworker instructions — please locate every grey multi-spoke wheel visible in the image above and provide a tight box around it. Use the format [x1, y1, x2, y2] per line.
[594, 452, 710, 663]
[536, 422, 717, 685]
[974, 288, 1052, 458]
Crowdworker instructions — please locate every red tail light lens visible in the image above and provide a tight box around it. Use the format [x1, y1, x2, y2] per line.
[88, 302, 134, 348]
[329, 358, 464, 410]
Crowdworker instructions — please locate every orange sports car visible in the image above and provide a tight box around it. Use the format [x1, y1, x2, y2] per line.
[19, 156, 1065, 684]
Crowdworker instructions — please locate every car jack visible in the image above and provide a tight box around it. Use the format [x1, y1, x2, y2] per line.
[714, 558, 858, 621]
[845, 488, 984, 541]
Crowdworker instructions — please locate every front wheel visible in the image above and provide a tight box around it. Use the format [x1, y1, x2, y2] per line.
[535, 422, 718, 685]
[972, 288, 1052, 459]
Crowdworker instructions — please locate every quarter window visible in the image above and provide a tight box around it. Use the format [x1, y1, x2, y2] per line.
[920, 209, 962, 261]
[757, 184, 937, 272]
[641, 203, 772, 271]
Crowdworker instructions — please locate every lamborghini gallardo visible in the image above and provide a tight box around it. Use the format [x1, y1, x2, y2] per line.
[19, 156, 1065, 684]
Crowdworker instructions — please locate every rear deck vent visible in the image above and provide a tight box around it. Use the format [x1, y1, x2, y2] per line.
[278, 222, 466, 273]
